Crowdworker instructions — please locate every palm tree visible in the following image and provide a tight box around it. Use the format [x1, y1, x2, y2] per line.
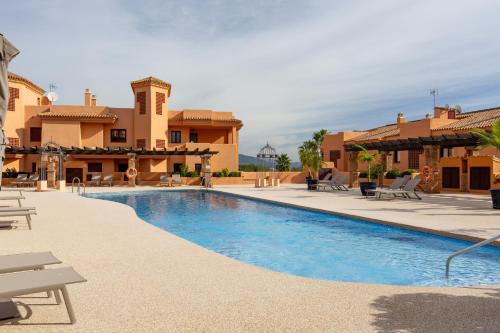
[472, 120, 500, 151]
[298, 129, 328, 178]
[276, 153, 291, 171]
[353, 144, 378, 182]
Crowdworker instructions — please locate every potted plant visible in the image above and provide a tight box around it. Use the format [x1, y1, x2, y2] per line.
[472, 120, 500, 209]
[354, 144, 378, 196]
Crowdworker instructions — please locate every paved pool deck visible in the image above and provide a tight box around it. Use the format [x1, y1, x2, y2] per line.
[0, 185, 499, 332]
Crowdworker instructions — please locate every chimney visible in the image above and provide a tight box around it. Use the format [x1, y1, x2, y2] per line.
[91, 95, 97, 107]
[84, 88, 92, 106]
[397, 112, 406, 125]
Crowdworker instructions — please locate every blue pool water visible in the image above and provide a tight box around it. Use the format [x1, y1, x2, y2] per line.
[85, 190, 500, 287]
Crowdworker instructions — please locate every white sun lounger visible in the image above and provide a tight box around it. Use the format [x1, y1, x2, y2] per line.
[0, 252, 61, 274]
[0, 210, 36, 230]
[0, 195, 25, 207]
[0, 267, 86, 324]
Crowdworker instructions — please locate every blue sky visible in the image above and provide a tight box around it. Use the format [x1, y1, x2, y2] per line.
[3, 0, 500, 160]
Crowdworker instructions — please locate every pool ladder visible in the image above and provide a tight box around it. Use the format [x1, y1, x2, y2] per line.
[445, 233, 500, 278]
[71, 177, 86, 194]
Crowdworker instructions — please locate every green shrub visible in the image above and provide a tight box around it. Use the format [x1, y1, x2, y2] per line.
[212, 172, 222, 177]
[185, 171, 199, 177]
[2, 168, 18, 178]
[359, 171, 368, 178]
[371, 164, 385, 178]
[221, 168, 229, 177]
[179, 164, 189, 177]
[385, 169, 402, 179]
[401, 168, 417, 176]
[228, 171, 241, 177]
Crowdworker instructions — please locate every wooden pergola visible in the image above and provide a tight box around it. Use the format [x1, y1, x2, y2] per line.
[5, 146, 219, 156]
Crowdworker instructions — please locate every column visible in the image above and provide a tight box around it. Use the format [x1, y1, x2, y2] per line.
[422, 145, 440, 193]
[379, 152, 393, 187]
[127, 153, 137, 187]
[348, 151, 359, 188]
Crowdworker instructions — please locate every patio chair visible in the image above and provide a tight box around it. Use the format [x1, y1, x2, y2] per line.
[0, 252, 61, 274]
[317, 174, 340, 191]
[0, 267, 86, 324]
[375, 176, 422, 200]
[87, 174, 102, 186]
[171, 174, 182, 186]
[11, 174, 28, 187]
[25, 174, 39, 188]
[0, 194, 25, 207]
[332, 174, 349, 191]
[159, 174, 169, 187]
[0, 209, 36, 230]
[365, 176, 405, 196]
[101, 174, 114, 187]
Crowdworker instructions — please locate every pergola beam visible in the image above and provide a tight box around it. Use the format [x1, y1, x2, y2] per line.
[5, 146, 219, 156]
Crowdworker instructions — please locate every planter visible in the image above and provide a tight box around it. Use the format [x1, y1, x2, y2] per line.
[360, 181, 377, 196]
[491, 189, 500, 209]
[306, 178, 318, 190]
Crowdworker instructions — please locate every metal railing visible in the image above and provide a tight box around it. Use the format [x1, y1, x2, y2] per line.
[71, 177, 86, 194]
[445, 234, 500, 278]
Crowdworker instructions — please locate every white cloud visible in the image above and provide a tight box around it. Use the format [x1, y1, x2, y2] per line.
[4, 0, 500, 160]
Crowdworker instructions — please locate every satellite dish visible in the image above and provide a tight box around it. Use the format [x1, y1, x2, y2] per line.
[455, 105, 462, 113]
[444, 103, 449, 109]
[45, 91, 58, 103]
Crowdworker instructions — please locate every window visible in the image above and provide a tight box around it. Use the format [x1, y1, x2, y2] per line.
[195, 163, 202, 173]
[8, 87, 19, 111]
[156, 92, 165, 115]
[136, 139, 146, 149]
[393, 150, 401, 163]
[329, 150, 341, 162]
[88, 162, 102, 172]
[156, 139, 165, 148]
[30, 127, 42, 142]
[170, 131, 181, 143]
[189, 132, 198, 143]
[7, 137, 19, 147]
[440, 147, 453, 158]
[111, 129, 127, 143]
[31, 162, 37, 173]
[136, 92, 146, 114]
[408, 149, 422, 169]
[116, 163, 128, 172]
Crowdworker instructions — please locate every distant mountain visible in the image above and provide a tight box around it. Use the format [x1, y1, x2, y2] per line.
[239, 154, 301, 169]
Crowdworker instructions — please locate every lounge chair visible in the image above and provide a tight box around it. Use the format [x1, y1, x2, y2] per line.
[25, 174, 39, 188]
[101, 174, 113, 187]
[0, 267, 86, 324]
[0, 209, 36, 230]
[317, 174, 340, 191]
[87, 174, 101, 186]
[0, 194, 25, 207]
[317, 174, 349, 191]
[171, 174, 182, 186]
[365, 175, 410, 196]
[0, 252, 61, 274]
[159, 174, 169, 187]
[375, 176, 422, 200]
[11, 174, 28, 187]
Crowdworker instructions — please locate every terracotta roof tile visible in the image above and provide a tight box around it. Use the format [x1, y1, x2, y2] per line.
[433, 107, 500, 131]
[8, 72, 45, 94]
[37, 106, 118, 122]
[351, 124, 400, 142]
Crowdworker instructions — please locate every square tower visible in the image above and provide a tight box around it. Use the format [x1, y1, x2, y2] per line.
[130, 77, 171, 149]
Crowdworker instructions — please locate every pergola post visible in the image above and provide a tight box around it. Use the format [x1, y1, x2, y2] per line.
[462, 146, 481, 192]
[422, 144, 440, 193]
[127, 153, 137, 187]
[200, 154, 212, 188]
[379, 152, 393, 187]
[348, 151, 359, 188]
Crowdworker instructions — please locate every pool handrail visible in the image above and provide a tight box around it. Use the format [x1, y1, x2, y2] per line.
[445, 233, 500, 278]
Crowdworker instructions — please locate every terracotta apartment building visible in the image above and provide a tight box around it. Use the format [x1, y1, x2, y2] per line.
[5, 72, 243, 182]
[322, 106, 500, 192]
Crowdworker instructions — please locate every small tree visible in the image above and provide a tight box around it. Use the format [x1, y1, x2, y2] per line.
[472, 120, 500, 152]
[276, 153, 291, 171]
[354, 144, 378, 182]
[298, 129, 328, 178]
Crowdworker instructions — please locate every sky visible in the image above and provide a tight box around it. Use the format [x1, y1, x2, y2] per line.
[3, 0, 500, 161]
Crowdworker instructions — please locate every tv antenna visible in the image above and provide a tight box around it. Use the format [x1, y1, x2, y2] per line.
[45, 82, 59, 103]
[430, 88, 438, 107]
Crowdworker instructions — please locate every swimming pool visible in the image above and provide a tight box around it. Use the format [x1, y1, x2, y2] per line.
[85, 190, 500, 287]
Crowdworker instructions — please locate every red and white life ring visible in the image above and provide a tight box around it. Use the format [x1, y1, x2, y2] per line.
[126, 167, 138, 178]
[420, 165, 433, 182]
